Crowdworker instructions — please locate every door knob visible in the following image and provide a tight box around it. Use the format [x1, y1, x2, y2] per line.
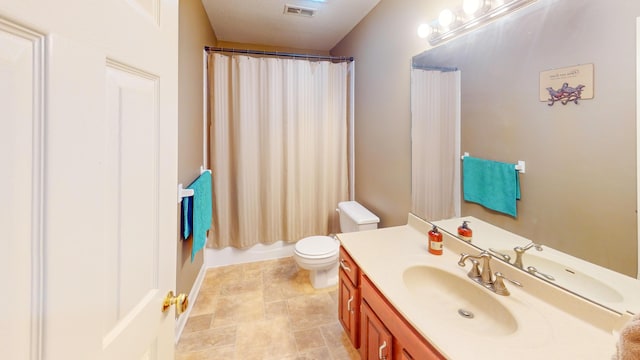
[162, 291, 189, 315]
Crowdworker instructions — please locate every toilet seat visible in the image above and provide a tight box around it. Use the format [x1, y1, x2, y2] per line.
[294, 236, 339, 259]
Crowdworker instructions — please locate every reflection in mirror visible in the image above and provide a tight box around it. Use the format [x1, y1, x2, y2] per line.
[410, 67, 460, 220]
[411, 0, 640, 313]
[433, 216, 640, 314]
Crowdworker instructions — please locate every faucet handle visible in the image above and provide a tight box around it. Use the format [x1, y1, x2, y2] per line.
[488, 248, 511, 262]
[467, 259, 481, 279]
[515, 241, 543, 253]
[458, 253, 481, 279]
[493, 272, 522, 296]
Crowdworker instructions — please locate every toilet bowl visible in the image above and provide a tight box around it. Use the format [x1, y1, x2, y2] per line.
[293, 235, 340, 289]
[293, 201, 379, 289]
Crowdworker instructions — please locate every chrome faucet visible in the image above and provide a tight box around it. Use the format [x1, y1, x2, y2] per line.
[513, 241, 543, 269]
[458, 251, 522, 296]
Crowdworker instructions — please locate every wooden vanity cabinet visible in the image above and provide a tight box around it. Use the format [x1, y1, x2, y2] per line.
[338, 246, 360, 348]
[360, 275, 445, 360]
[360, 301, 393, 360]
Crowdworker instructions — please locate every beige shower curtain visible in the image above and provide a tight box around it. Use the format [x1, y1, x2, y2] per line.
[411, 68, 461, 221]
[208, 53, 349, 249]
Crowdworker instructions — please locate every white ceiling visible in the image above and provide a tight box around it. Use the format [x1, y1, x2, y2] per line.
[201, 0, 383, 52]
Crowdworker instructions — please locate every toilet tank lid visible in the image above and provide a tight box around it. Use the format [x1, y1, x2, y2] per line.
[338, 201, 380, 225]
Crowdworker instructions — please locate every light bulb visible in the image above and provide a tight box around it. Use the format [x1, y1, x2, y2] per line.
[438, 9, 456, 28]
[417, 23, 432, 39]
[463, 0, 484, 15]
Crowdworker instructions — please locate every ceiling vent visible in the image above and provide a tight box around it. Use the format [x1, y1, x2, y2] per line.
[284, 4, 316, 17]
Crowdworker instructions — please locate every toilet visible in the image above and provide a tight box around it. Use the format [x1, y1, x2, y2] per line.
[294, 201, 380, 289]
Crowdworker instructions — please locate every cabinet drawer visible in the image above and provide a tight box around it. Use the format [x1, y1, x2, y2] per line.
[339, 246, 360, 286]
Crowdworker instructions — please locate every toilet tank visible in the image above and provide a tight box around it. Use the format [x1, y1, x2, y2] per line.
[337, 201, 380, 233]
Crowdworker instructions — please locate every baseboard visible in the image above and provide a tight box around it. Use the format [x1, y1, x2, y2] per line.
[174, 262, 207, 344]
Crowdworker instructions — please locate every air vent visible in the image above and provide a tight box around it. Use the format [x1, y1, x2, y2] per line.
[284, 4, 316, 17]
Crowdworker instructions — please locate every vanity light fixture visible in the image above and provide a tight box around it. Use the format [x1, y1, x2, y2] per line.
[418, 0, 537, 45]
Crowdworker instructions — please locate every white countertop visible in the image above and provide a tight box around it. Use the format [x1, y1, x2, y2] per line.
[337, 214, 625, 359]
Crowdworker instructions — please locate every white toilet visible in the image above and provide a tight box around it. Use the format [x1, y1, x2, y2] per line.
[293, 201, 380, 289]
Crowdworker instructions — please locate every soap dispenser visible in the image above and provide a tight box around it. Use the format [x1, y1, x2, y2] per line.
[458, 221, 472, 242]
[428, 225, 443, 255]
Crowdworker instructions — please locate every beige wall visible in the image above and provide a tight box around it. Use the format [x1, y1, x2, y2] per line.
[331, 0, 455, 227]
[176, 0, 217, 297]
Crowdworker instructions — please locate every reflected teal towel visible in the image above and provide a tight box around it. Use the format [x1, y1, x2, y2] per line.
[181, 171, 212, 261]
[463, 156, 520, 217]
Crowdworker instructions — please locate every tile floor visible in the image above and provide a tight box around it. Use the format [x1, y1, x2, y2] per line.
[176, 257, 360, 360]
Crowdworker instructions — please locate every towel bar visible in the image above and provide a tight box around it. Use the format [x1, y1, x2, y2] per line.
[178, 184, 194, 203]
[461, 152, 526, 174]
[178, 167, 212, 203]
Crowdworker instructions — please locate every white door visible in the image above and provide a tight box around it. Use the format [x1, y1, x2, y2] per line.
[0, 1, 179, 359]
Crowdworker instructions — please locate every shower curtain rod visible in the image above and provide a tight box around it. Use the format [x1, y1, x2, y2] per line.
[204, 46, 353, 62]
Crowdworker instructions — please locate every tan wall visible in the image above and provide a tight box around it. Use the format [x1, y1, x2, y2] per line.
[331, 0, 456, 227]
[176, 0, 217, 297]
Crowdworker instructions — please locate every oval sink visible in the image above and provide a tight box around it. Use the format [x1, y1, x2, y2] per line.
[402, 266, 518, 336]
[497, 251, 624, 304]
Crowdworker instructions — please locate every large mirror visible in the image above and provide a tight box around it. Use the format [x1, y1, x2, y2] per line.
[411, 0, 640, 314]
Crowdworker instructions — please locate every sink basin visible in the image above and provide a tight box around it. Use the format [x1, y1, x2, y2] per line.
[402, 266, 518, 336]
[497, 251, 624, 304]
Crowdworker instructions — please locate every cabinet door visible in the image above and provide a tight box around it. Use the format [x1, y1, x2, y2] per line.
[360, 302, 393, 360]
[399, 349, 414, 360]
[339, 268, 360, 347]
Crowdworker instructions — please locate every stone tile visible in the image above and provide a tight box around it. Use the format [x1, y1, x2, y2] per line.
[328, 289, 338, 303]
[176, 325, 236, 353]
[296, 347, 333, 360]
[293, 327, 326, 352]
[321, 323, 360, 360]
[328, 345, 361, 360]
[220, 277, 263, 296]
[320, 322, 350, 347]
[265, 300, 288, 319]
[262, 259, 299, 283]
[189, 291, 218, 317]
[287, 293, 337, 331]
[176, 258, 357, 359]
[211, 290, 265, 327]
[175, 345, 234, 360]
[182, 314, 213, 334]
[235, 317, 297, 358]
[263, 281, 288, 302]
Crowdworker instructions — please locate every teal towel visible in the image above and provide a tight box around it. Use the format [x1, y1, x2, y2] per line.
[181, 171, 212, 261]
[463, 156, 520, 217]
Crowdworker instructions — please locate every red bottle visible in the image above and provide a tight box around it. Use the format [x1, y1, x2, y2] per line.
[458, 221, 472, 242]
[428, 225, 443, 255]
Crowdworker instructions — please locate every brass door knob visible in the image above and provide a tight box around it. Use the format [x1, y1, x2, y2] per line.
[162, 291, 189, 315]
